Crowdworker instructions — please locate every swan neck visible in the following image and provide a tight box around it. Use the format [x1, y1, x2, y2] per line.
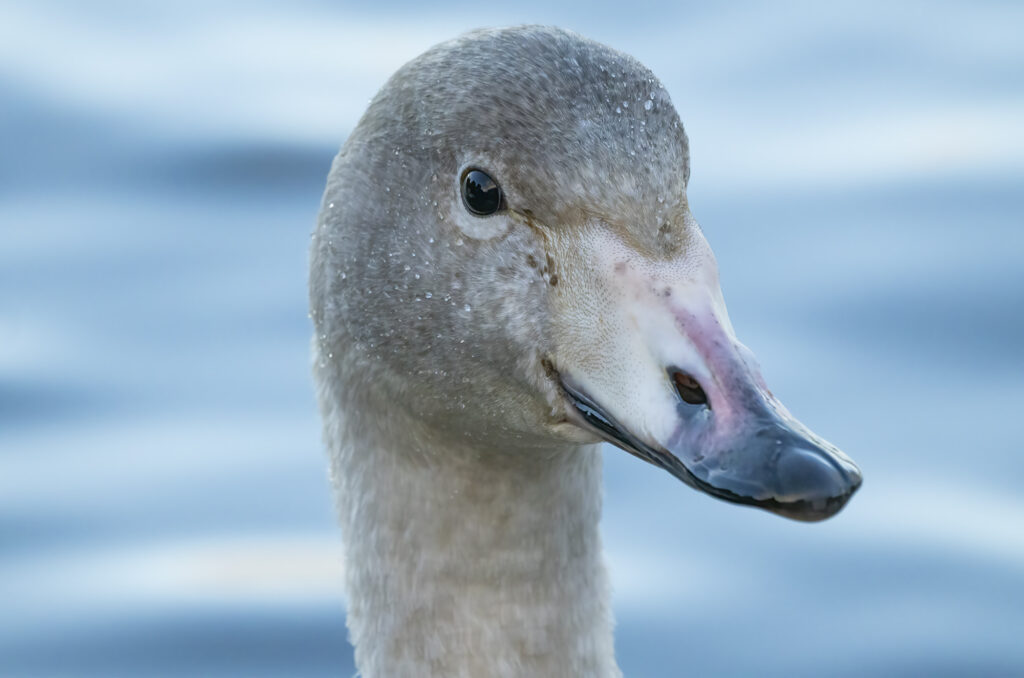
[329, 400, 621, 677]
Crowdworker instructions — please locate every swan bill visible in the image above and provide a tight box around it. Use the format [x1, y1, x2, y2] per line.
[560, 374, 860, 521]
[548, 228, 862, 522]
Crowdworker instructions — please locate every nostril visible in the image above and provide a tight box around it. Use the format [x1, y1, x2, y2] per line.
[672, 370, 709, 406]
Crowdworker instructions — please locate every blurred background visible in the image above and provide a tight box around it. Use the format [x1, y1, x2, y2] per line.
[2, 1, 1022, 676]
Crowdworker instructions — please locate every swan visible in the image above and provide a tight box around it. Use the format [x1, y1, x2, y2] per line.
[310, 26, 862, 677]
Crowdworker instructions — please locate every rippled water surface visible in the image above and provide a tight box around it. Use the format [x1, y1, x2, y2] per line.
[2, 2, 1023, 676]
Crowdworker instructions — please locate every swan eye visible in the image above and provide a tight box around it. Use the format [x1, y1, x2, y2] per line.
[461, 169, 503, 216]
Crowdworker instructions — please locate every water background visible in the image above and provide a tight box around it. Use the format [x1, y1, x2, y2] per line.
[2, 2, 1023, 675]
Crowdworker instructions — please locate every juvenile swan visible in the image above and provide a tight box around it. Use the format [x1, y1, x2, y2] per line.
[310, 26, 861, 678]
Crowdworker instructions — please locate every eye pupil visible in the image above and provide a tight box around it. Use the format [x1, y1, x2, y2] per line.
[461, 169, 503, 216]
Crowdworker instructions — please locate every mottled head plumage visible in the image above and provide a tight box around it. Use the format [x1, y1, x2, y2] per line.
[311, 26, 696, 444]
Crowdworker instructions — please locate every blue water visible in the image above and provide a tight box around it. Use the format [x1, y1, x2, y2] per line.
[2, 2, 1022, 676]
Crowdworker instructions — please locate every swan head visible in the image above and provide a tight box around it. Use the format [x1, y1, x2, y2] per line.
[311, 26, 861, 521]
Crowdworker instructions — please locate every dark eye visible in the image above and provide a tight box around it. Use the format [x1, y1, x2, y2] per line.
[461, 169, 504, 216]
